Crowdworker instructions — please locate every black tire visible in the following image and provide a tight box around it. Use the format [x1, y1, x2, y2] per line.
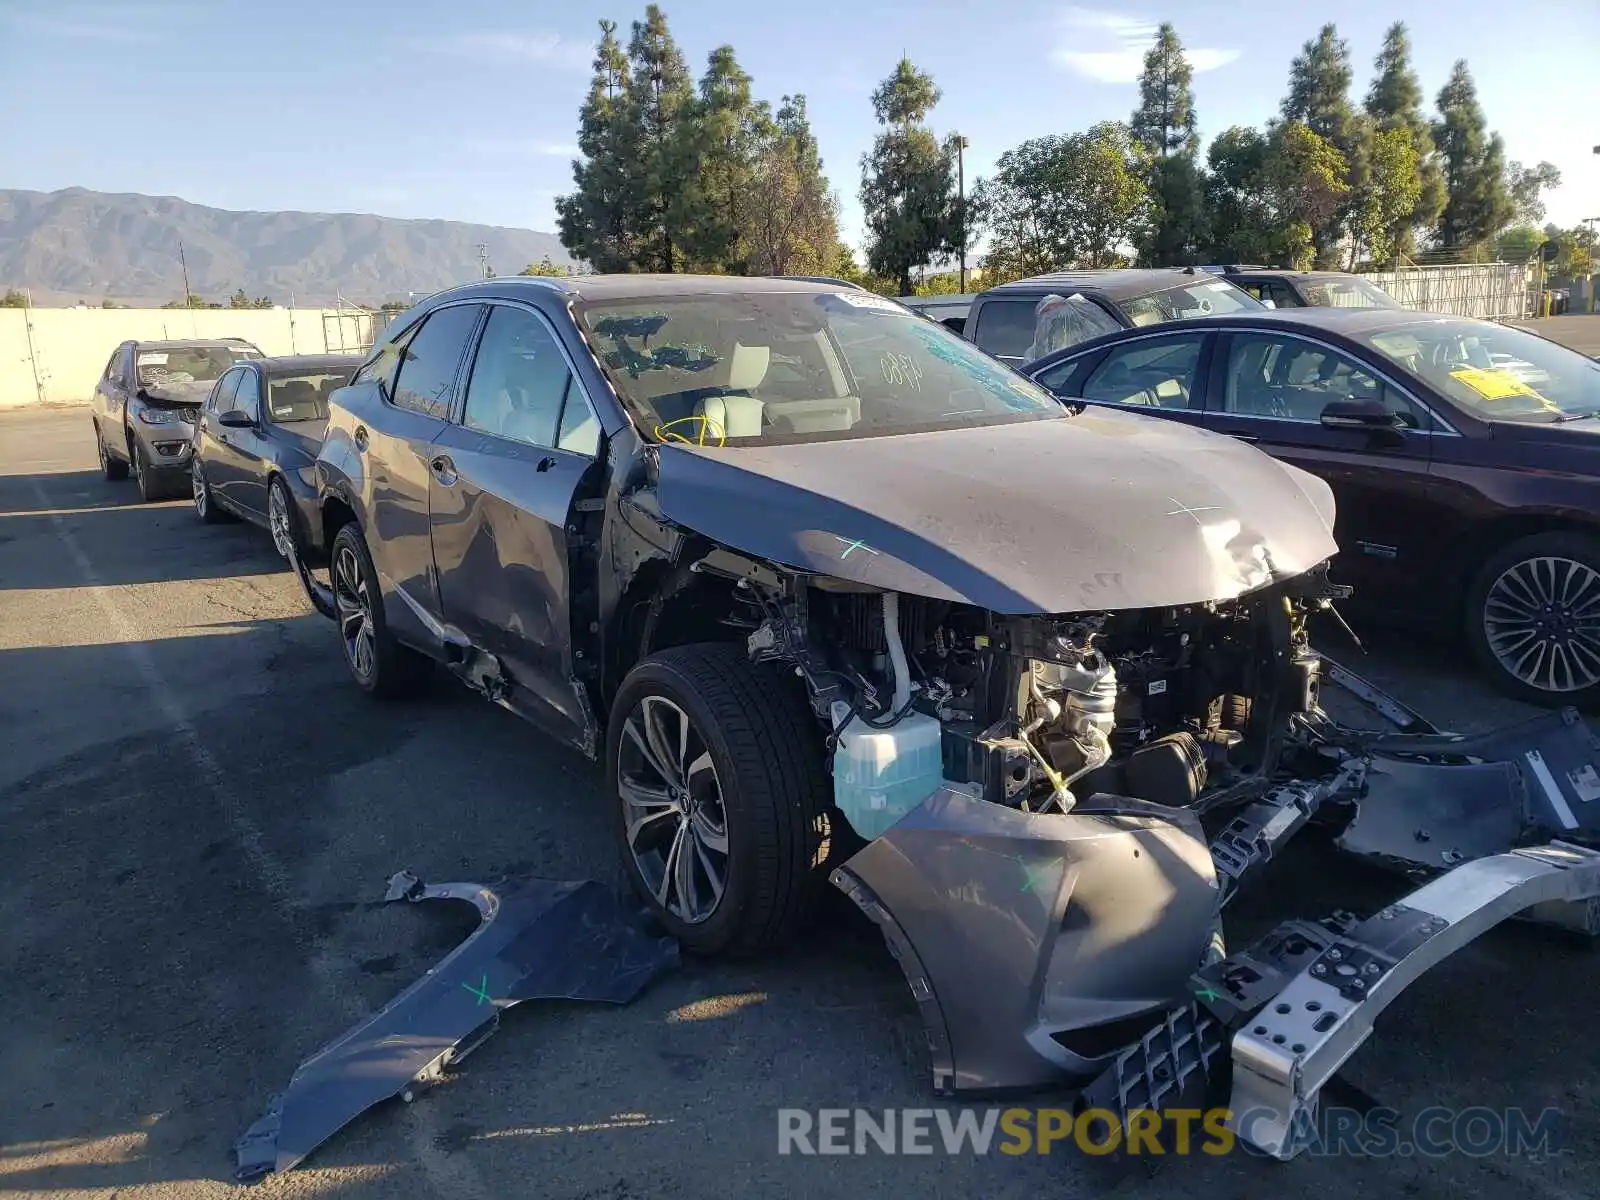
[132, 440, 163, 502]
[328, 523, 430, 699]
[96, 421, 128, 480]
[606, 643, 830, 956]
[192, 460, 226, 523]
[1465, 531, 1600, 707]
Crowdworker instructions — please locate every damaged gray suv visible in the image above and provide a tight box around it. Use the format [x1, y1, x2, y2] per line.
[292, 275, 1600, 1157]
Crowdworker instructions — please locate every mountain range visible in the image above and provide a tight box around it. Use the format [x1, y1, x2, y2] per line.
[0, 187, 573, 307]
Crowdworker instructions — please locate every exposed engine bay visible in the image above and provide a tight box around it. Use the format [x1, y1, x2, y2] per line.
[738, 560, 1342, 821]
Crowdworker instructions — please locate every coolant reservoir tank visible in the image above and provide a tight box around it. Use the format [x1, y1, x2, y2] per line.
[831, 703, 946, 841]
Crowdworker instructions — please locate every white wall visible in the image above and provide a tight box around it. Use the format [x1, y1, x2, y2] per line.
[0, 307, 386, 408]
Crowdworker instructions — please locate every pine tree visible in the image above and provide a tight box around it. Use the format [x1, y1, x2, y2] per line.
[677, 46, 767, 272]
[1432, 61, 1515, 252]
[859, 58, 957, 294]
[1280, 24, 1358, 265]
[622, 5, 696, 272]
[1130, 23, 1206, 265]
[555, 21, 634, 271]
[1362, 22, 1442, 261]
[746, 95, 842, 276]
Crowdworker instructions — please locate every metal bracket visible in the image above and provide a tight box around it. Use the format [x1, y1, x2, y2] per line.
[1210, 764, 1364, 906]
[1227, 841, 1600, 1159]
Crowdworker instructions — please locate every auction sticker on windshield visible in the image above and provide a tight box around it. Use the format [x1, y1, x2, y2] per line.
[1448, 367, 1548, 404]
[832, 291, 906, 313]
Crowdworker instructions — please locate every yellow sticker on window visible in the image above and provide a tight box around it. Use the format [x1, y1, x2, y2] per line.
[1448, 367, 1543, 402]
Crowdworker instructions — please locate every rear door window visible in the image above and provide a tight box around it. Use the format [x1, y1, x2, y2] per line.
[971, 299, 1041, 361]
[391, 304, 484, 419]
[1080, 335, 1207, 410]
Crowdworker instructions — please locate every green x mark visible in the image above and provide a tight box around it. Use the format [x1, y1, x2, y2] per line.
[1194, 985, 1222, 1004]
[1019, 857, 1062, 893]
[462, 973, 492, 1006]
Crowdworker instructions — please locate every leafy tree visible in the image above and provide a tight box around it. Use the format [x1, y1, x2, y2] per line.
[1280, 24, 1359, 265]
[1506, 161, 1562, 226]
[621, 6, 697, 272]
[1362, 22, 1443, 261]
[1547, 226, 1597, 278]
[228, 288, 272, 309]
[971, 124, 1151, 277]
[829, 245, 898, 294]
[1432, 61, 1514, 252]
[1351, 126, 1423, 265]
[0, 289, 27, 307]
[1262, 123, 1351, 270]
[1130, 23, 1207, 265]
[163, 293, 222, 309]
[556, 20, 636, 271]
[745, 95, 842, 276]
[859, 58, 958, 295]
[1495, 225, 1546, 262]
[520, 256, 569, 277]
[1204, 126, 1276, 263]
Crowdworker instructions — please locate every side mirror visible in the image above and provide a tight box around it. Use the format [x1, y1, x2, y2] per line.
[1320, 398, 1404, 436]
[218, 409, 255, 428]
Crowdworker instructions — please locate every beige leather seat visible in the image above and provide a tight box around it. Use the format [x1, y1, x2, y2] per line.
[695, 343, 769, 438]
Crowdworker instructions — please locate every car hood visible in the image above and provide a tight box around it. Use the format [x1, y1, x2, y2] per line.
[652, 408, 1339, 614]
[141, 379, 215, 407]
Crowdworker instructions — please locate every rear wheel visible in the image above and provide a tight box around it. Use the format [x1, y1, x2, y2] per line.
[607, 643, 830, 956]
[329, 523, 430, 699]
[96, 421, 128, 481]
[1466, 531, 1600, 707]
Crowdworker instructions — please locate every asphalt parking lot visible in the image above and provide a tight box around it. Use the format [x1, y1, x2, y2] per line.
[4, 405, 1600, 1199]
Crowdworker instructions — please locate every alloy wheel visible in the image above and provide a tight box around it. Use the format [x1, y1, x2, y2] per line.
[268, 484, 293, 559]
[192, 464, 208, 517]
[96, 434, 108, 472]
[333, 544, 376, 683]
[618, 695, 729, 925]
[1482, 555, 1600, 694]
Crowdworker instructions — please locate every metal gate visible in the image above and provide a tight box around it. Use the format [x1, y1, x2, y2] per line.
[1362, 262, 1533, 320]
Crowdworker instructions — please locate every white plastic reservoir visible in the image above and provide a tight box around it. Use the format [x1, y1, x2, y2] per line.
[831, 703, 946, 841]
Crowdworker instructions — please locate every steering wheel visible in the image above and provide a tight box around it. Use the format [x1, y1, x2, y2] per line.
[653, 414, 726, 447]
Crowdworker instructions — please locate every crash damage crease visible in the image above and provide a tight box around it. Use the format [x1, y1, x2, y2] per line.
[232, 871, 678, 1182]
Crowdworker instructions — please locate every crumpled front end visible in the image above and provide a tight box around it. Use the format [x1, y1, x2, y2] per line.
[832, 784, 1222, 1094]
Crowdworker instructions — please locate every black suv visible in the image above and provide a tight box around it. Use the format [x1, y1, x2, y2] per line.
[964, 269, 1263, 364]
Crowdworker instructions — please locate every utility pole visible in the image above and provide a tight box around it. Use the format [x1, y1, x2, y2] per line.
[177, 240, 193, 306]
[953, 134, 970, 293]
[476, 243, 493, 280]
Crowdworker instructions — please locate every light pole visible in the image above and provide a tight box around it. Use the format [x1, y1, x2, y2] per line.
[953, 134, 970, 293]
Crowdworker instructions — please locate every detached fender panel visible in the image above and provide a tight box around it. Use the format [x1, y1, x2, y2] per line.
[831, 785, 1221, 1094]
[233, 872, 678, 1181]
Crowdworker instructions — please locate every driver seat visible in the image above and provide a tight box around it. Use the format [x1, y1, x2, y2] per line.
[694, 343, 769, 437]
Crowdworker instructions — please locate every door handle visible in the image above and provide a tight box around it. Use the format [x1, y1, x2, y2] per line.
[535, 455, 557, 473]
[353, 425, 369, 451]
[430, 454, 457, 486]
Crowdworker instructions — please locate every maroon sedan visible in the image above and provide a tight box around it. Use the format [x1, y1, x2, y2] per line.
[1023, 307, 1600, 706]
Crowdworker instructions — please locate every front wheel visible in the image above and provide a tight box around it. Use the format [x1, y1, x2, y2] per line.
[267, 476, 299, 559]
[192, 461, 226, 523]
[132, 441, 163, 502]
[96, 421, 128, 481]
[606, 643, 830, 956]
[328, 523, 430, 699]
[1466, 531, 1600, 707]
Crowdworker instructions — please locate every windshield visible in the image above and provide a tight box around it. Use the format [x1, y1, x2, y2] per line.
[574, 290, 1063, 446]
[1300, 277, 1398, 309]
[1361, 320, 1600, 420]
[137, 346, 255, 385]
[265, 370, 349, 422]
[1118, 278, 1261, 326]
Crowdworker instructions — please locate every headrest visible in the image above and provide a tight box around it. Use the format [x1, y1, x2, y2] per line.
[726, 343, 770, 392]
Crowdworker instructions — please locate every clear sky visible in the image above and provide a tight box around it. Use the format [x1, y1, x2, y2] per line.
[1, 0, 1595, 253]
